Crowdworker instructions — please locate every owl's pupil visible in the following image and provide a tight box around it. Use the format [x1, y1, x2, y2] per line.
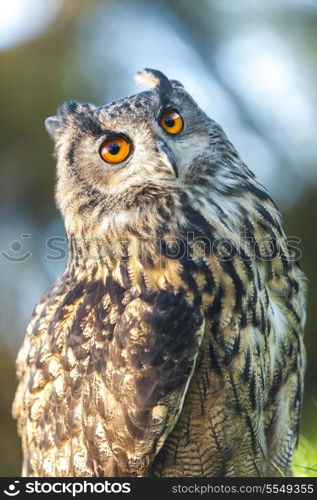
[108, 143, 120, 155]
[165, 117, 175, 128]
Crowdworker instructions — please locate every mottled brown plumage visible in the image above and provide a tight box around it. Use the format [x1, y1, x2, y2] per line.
[13, 69, 306, 477]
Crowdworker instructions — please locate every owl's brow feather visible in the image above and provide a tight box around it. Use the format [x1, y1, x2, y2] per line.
[72, 112, 104, 137]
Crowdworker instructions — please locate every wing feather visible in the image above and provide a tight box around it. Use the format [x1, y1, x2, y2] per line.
[13, 279, 204, 477]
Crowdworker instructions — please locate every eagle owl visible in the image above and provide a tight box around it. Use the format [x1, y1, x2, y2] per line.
[13, 69, 306, 477]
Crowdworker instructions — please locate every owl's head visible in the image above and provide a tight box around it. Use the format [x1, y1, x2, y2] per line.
[46, 69, 247, 234]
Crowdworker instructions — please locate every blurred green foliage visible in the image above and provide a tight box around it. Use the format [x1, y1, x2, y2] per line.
[0, 349, 21, 476]
[293, 435, 317, 478]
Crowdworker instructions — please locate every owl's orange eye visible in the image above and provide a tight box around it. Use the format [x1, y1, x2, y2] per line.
[160, 109, 184, 135]
[99, 136, 131, 164]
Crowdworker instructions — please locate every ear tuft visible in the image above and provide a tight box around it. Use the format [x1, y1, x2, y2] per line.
[45, 116, 61, 138]
[135, 69, 161, 89]
[135, 68, 172, 101]
[44, 101, 79, 139]
[170, 79, 184, 89]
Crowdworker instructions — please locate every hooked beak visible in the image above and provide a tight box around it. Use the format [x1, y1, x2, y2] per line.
[155, 139, 178, 178]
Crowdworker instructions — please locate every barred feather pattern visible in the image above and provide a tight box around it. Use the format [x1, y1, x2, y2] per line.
[13, 71, 306, 477]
